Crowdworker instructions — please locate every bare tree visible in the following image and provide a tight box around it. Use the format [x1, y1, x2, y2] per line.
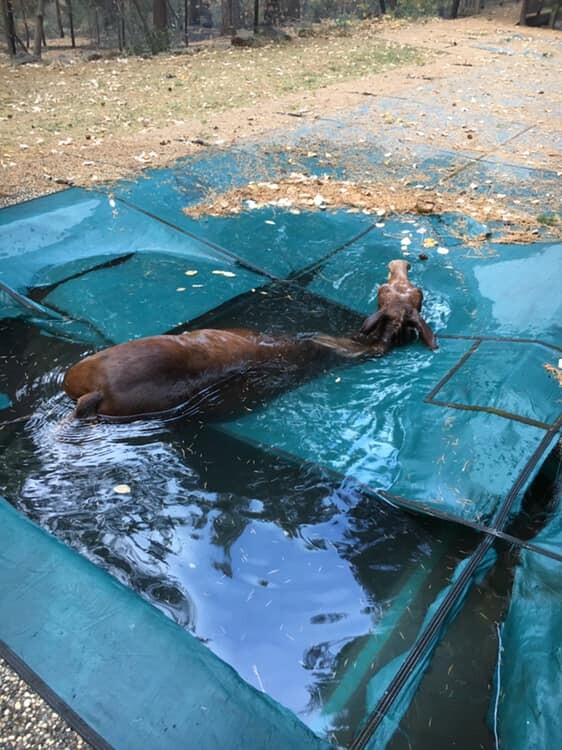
[188, 0, 200, 25]
[55, 0, 64, 36]
[153, 0, 167, 32]
[18, 0, 31, 47]
[66, 0, 76, 47]
[33, 0, 45, 58]
[221, 0, 240, 33]
[263, 0, 280, 25]
[2, 0, 18, 57]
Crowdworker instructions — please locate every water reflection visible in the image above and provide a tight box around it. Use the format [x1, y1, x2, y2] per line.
[0, 316, 473, 748]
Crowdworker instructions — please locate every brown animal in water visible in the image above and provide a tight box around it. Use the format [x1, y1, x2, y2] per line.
[63, 260, 437, 421]
[359, 260, 438, 352]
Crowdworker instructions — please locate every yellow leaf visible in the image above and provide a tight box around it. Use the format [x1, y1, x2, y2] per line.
[423, 238, 438, 248]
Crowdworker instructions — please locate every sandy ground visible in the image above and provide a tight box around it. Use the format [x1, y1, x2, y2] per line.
[1, 4, 560, 209]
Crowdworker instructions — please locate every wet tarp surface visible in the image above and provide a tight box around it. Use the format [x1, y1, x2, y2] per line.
[0, 497, 328, 750]
[496, 475, 562, 750]
[0, 133, 561, 750]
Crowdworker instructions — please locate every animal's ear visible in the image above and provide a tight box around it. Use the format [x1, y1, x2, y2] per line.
[360, 310, 387, 336]
[411, 312, 438, 350]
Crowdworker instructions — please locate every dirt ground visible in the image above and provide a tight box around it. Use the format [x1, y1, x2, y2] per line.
[1, 3, 561, 223]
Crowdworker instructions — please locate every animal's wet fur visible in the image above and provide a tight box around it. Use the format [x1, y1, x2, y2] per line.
[64, 260, 437, 422]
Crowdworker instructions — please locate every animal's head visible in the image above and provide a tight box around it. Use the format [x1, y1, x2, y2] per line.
[387, 259, 411, 282]
[360, 263, 438, 351]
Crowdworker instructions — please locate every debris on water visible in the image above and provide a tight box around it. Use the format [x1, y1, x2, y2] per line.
[212, 270, 236, 277]
[423, 238, 438, 248]
[419, 253, 429, 261]
[184, 269, 198, 276]
[437, 246, 449, 255]
[416, 197, 436, 214]
[113, 484, 131, 494]
[182, 173, 561, 245]
[544, 363, 562, 386]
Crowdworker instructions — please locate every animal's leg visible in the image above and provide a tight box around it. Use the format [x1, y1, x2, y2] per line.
[74, 391, 103, 418]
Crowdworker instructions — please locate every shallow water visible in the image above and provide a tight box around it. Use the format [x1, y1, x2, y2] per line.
[0, 310, 482, 747]
[0, 276, 558, 748]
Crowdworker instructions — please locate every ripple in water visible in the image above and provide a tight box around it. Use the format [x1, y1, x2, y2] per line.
[17, 375, 205, 629]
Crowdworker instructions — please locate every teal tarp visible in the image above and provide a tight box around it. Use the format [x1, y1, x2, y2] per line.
[0, 188, 268, 339]
[0, 496, 329, 750]
[496, 481, 562, 750]
[1, 157, 560, 750]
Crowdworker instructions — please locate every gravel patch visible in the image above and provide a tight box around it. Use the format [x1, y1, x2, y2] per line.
[0, 657, 93, 750]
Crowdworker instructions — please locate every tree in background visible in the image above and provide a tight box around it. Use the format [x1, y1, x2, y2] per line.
[221, 0, 241, 33]
[1, 0, 18, 56]
[32, 0, 44, 57]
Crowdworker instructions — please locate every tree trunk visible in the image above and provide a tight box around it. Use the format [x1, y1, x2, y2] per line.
[33, 0, 45, 58]
[221, 0, 241, 33]
[264, 0, 281, 25]
[93, 4, 100, 46]
[188, 0, 200, 25]
[286, 0, 300, 20]
[67, 0, 75, 47]
[221, 0, 241, 35]
[450, 0, 461, 18]
[153, 0, 167, 30]
[131, 0, 153, 41]
[131, 0, 164, 52]
[19, 0, 31, 47]
[231, 0, 240, 27]
[2, 0, 17, 57]
[253, 0, 259, 32]
[153, 0, 169, 51]
[220, 0, 230, 33]
[115, 0, 125, 50]
[55, 0, 64, 37]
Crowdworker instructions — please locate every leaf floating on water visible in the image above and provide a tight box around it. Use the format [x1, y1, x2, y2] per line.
[185, 270, 198, 276]
[437, 246, 449, 255]
[423, 238, 438, 248]
[114, 484, 131, 494]
[212, 270, 236, 278]
[176, 287, 186, 292]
